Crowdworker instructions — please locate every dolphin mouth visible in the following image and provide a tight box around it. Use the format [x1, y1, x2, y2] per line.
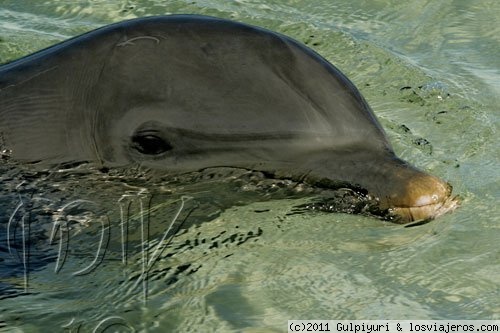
[389, 194, 460, 224]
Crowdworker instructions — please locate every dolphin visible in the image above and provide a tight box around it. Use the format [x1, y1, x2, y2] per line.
[0, 15, 458, 222]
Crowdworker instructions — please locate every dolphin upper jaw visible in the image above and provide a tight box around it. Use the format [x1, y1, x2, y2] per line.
[382, 171, 460, 223]
[273, 151, 459, 223]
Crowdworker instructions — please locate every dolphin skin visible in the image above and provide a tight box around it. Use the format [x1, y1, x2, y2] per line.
[0, 15, 458, 222]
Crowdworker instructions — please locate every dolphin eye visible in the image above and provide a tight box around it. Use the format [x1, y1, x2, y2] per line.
[131, 133, 172, 155]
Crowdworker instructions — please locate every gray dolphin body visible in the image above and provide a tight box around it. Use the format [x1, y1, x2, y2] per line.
[0, 15, 457, 222]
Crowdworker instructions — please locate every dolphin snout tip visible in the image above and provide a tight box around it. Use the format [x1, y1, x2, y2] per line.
[412, 178, 452, 206]
[389, 175, 459, 223]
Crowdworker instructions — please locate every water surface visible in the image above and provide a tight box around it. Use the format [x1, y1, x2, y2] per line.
[0, 1, 498, 332]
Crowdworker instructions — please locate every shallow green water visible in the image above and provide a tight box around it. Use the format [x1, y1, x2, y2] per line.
[0, 1, 498, 332]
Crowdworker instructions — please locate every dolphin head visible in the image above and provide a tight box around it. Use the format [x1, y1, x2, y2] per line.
[0, 15, 459, 223]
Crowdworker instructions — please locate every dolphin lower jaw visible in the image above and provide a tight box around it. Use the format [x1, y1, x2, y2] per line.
[389, 195, 460, 223]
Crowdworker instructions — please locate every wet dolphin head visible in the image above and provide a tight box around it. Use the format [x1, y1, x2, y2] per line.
[0, 15, 458, 222]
